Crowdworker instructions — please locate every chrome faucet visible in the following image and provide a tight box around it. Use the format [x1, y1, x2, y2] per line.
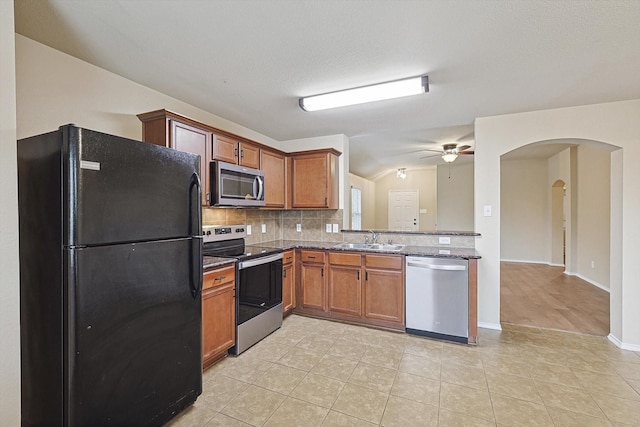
[369, 230, 378, 244]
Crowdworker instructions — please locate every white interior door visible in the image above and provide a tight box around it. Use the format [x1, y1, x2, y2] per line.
[388, 190, 419, 231]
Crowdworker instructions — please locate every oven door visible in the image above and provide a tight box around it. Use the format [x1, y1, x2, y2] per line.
[237, 253, 283, 325]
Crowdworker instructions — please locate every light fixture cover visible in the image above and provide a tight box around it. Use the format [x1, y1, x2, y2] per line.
[397, 168, 407, 179]
[441, 151, 458, 163]
[300, 75, 429, 111]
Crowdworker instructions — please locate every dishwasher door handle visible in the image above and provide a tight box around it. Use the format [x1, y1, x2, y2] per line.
[407, 262, 467, 271]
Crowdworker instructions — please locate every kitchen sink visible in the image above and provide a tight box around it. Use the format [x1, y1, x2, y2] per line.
[332, 242, 404, 252]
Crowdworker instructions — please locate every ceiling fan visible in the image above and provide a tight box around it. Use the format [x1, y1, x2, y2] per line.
[420, 143, 474, 163]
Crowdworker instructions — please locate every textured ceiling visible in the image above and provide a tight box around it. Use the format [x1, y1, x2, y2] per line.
[14, 0, 640, 179]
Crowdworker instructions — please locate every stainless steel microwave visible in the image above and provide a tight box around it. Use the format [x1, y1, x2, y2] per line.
[210, 161, 265, 207]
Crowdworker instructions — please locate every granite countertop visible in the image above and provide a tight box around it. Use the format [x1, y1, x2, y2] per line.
[203, 256, 236, 271]
[257, 240, 481, 259]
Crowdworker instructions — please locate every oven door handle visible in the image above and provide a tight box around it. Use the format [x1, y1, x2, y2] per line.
[238, 252, 283, 270]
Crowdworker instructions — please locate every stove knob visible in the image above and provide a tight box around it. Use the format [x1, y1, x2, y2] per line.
[206, 230, 212, 235]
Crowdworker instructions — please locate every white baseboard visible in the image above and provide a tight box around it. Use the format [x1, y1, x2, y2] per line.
[565, 272, 610, 293]
[548, 263, 565, 267]
[500, 259, 549, 265]
[608, 333, 640, 351]
[477, 322, 502, 331]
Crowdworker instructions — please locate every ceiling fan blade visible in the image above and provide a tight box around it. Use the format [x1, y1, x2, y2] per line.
[457, 145, 471, 151]
[419, 154, 440, 159]
[459, 150, 474, 155]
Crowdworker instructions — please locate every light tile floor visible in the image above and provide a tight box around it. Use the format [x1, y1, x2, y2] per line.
[167, 315, 640, 426]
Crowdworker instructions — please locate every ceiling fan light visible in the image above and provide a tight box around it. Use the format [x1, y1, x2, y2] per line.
[441, 151, 458, 163]
[300, 75, 429, 111]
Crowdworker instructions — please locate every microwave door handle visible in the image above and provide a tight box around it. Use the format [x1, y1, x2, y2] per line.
[255, 176, 264, 201]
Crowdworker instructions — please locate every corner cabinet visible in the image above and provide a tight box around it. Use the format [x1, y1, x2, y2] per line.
[290, 149, 340, 209]
[202, 265, 236, 369]
[261, 149, 286, 208]
[137, 110, 212, 206]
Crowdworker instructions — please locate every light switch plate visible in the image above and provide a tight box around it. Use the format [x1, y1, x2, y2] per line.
[419, 208, 427, 214]
[296, 224, 301, 232]
[483, 205, 492, 217]
[261, 224, 266, 233]
[246, 225, 252, 235]
[332, 224, 339, 233]
[326, 224, 332, 233]
[439, 236, 451, 245]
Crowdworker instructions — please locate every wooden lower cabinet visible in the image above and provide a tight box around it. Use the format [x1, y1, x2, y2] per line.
[296, 251, 405, 330]
[282, 250, 296, 316]
[202, 265, 236, 369]
[328, 252, 362, 318]
[299, 250, 327, 314]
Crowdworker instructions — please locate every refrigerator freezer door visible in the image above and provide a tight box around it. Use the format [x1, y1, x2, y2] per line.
[67, 238, 202, 426]
[64, 125, 201, 246]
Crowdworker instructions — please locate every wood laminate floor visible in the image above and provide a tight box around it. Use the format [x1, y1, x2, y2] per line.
[501, 262, 610, 336]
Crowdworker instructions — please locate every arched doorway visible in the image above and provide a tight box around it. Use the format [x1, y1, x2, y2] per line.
[499, 141, 612, 335]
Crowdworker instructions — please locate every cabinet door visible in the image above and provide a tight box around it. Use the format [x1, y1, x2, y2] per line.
[239, 143, 260, 169]
[171, 121, 211, 206]
[300, 263, 327, 312]
[261, 150, 285, 208]
[364, 268, 404, 325]
[202, 282, 235, 368]
[292, 153, 329, 208]
[213, 134, 238, 164]
[328, 265, 362, 317]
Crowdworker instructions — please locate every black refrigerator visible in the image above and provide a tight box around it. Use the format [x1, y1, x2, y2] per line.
[17, 125, 203, 426]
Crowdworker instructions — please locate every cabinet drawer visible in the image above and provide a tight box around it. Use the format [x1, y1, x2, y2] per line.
[203, 265, 236, 290]
[283, 250, 295, 265]
[300, 250, 325, 263]
[365, 254, 403, 270]
[328, 252, 362, 267]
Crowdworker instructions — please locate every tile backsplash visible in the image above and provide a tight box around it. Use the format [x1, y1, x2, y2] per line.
[203, 208, 476, 248]
[203, 208, 344, 245]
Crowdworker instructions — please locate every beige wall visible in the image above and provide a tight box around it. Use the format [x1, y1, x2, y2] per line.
[575, 145, 610, 290]
[500, 159, 549, 263]
[349, 173, 376, 229]
[436, 162, 474, 231]
[15, 35, 280, 146]
[475, 100, 640, 349]
[374, 168, 437, 230]
[1, 2, 21, 424]
[547, 148, 572, 268]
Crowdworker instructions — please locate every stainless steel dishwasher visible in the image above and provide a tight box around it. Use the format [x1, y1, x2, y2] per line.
[405, 256, 469, 343]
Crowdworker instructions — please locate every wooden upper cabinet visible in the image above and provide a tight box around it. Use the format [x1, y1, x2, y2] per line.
[290, 149, 340, 209]
[137, 110, 212, 206]
[213, 134, 260, 169]
[261, 150, 285, 208]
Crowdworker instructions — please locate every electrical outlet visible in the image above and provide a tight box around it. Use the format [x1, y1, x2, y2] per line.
[326, 224, 332, 233]
[439, 236, 451, 245]
[246, 225, 252, 235]
[261, 224, 266, 233]
[296, 224, 301, 232]
[483, 205, 492, 217]
[591, 260, 595, 268]
[332, 224, 339, 233]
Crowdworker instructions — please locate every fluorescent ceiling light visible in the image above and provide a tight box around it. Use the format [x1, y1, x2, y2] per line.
[300, 75, 429, 111]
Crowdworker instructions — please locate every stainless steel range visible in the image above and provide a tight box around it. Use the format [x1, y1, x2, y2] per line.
[202, 225, 283, 355]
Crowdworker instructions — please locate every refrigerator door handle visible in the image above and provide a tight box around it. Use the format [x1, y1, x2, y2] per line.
[188, 172, 203, 298]
[188, 172, 202, 237]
